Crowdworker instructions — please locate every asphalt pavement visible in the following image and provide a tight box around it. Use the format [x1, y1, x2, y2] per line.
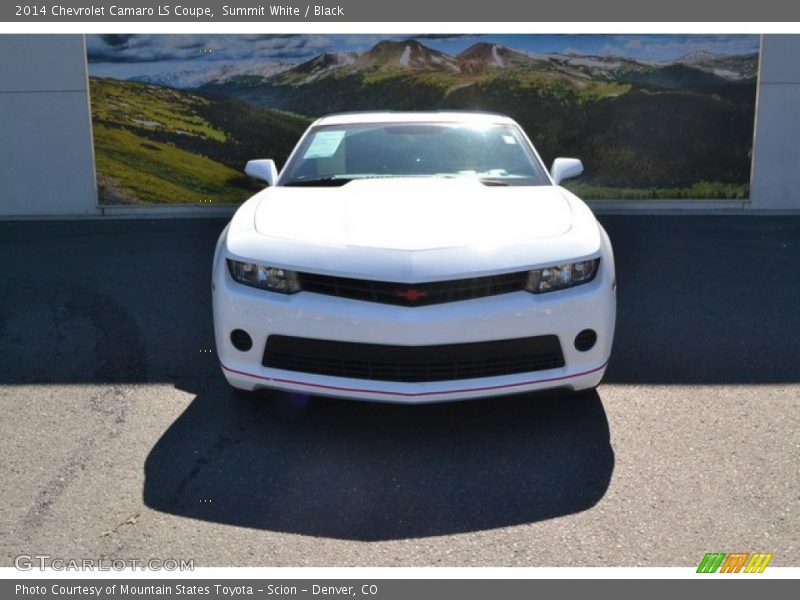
[0, 215, 797, 566]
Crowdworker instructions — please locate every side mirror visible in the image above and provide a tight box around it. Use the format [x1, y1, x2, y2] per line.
[551, 158, 584, 185]
[244, 159, 278, 186]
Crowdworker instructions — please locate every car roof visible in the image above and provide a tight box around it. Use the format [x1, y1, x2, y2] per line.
[315, 111, 517, 127]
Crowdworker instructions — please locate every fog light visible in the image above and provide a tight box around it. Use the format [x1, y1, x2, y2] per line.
[574, 329, 597, 352]
[230, 329, 253, 352]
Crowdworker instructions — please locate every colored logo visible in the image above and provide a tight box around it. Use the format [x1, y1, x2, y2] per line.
[395, 288, 429, 302]
[697, 552, 773, 573]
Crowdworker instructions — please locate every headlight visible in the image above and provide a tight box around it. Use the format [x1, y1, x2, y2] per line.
[226, 259, 301, 293]
[525, 258, 599, 294]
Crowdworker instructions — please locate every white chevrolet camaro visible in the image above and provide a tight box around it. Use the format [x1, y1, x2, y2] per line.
[212, 112, 616, 403]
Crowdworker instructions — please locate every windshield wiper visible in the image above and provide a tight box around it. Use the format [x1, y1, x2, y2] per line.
[282, 176, 353, 187]
[284, 175, 513, 187]
[478, 177, 510, 186]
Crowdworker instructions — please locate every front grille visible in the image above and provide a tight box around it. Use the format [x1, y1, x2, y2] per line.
[263, 335, 565, 383]
[297, 271, 529, 307]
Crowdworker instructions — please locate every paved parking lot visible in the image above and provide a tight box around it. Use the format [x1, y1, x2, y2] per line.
[0, 215, 798, 566]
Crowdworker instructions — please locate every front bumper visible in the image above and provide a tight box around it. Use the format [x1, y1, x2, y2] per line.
[212, 259, 616, 403]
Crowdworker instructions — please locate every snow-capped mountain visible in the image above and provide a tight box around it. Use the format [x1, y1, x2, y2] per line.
[127, 39, 758, 91]
[457, 43, 546, 72]
[674, 50, 758, 80]
[355, 40, 460, 72]
[284, 52, 359, 82]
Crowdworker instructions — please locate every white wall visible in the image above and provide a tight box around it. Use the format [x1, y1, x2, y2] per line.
[0, 35, 98, 217]
[750, 35, 800, 210]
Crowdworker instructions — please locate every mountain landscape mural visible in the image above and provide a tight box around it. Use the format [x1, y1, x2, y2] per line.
[87, 34, 759, 204]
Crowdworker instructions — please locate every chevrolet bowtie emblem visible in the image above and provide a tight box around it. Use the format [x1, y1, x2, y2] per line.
[395, 288, 429, 302]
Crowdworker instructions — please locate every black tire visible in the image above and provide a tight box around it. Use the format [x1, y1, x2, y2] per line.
[230, 386, 258, 400]
[231, 387, 314, 421]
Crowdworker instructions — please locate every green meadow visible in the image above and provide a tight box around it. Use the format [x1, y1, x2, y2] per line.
[90, 77, 308, 205]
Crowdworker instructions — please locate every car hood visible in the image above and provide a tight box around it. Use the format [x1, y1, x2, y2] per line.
[225, 178, 603, 281]
[253, 178, 572, 250]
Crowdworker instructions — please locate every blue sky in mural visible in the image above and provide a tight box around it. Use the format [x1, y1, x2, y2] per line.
[420, 34, 758, 59]
[88, 34, 759, 80]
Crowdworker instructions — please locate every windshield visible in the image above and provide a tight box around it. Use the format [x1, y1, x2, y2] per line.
[279, 121, 551, 186]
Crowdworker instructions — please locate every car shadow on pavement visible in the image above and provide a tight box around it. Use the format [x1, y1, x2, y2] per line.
[600, 215, 800, 385]
[143, 383, 613, 541]
[5, 216, 798, 541]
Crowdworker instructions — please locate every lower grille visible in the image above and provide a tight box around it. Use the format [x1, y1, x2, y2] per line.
[263, 335, 565, 383]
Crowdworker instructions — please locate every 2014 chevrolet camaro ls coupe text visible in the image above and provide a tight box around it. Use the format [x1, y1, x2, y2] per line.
[212, 112, 616, 403]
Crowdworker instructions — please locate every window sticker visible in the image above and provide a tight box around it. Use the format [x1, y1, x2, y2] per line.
[303, 130, 346, 159]
[502, 135, 517, 145]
